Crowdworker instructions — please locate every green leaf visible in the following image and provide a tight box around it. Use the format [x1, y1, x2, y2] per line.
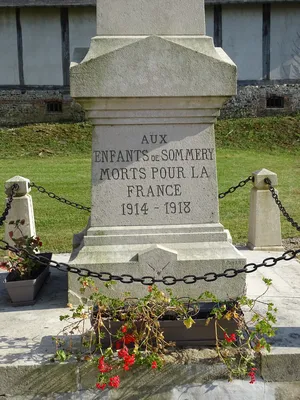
[262, 277, 272, 286]
[59, 315, 70, 321]
[183, 316, 195, 329]
[55, 350, 69, 362]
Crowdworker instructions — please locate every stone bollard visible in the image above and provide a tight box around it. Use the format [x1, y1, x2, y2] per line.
[4, 176, 36, 246]
[248, 169, 284, 251]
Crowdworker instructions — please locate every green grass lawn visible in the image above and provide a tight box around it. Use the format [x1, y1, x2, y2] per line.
[0, 117, 299, 253]
[0, 157, 91, 253]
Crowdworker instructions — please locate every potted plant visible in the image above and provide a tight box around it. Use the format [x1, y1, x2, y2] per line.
[0, 219, 52, 306]
[90, 287, 238, 347]
[54, 277, 276, 390]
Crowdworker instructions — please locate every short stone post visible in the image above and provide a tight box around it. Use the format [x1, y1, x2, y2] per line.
[4, 176, 36, 245]
[248, 169, 284, 251]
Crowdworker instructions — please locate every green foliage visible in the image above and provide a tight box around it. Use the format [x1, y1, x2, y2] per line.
[262, 278, 272, 286]
[215, 114, 300, 151]
[205, 277, 278, 381]
[54, 349, 71, 362]
[0, 122, 92, 158]
[1, 220, 44, 280]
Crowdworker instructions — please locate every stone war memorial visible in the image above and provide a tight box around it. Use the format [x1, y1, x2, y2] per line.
[69, 0, 246, 302]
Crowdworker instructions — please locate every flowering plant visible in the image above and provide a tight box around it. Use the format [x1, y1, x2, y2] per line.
[202, 277, 277, 383]
[54, 277, 276, 390]
[56, 280, 197, 390]
[0, 219, 43, 280]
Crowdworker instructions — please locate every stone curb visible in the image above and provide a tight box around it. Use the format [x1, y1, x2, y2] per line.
[0, 355, 227, 396]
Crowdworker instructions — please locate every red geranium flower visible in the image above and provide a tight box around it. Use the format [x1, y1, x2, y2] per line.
[0, 262, 8, 270]
[151, 361, 158, 369]
[109, 375, 120, 388]
[115, 340, 122, 349]
[248, 367, 257, 384]
[124, 334, 135, 345]
[224, 333, 236, 343]
[118, 346, 129, 359]
[98, 356, 113, 373]
[124, 354, 135, 367]
[96, 382, 106, 390]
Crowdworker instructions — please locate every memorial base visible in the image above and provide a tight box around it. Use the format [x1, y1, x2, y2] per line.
[68, 224, 246, 303]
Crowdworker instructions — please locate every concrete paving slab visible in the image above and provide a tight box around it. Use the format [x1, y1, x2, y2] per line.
[240, 248, 300, 382]
[3, 380, 300, 399]
[0, 254, 70, 367]
[0, 248, 300, 396]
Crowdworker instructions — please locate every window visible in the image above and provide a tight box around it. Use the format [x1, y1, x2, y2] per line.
[266, 96, 284, 109]
[46, 101, 63, 113]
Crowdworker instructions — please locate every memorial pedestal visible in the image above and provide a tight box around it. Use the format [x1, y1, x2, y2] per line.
[69, 6, 246, 302]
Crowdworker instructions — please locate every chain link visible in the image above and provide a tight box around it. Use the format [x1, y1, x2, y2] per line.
[0, 184, 19, 227]
[218, 176, 253, 199]
[29, 175, 252, 212]
[0, 238, 299, 285]
[265, 178, 300, 232]
[2, 176, 298, 285]
[30, 182, 91, 212]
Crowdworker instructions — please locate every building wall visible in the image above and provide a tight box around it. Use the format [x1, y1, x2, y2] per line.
[69, 7, 96, 63]
[205, 5, 214, 38]
[222, 4, 263, 80]
[0, 9, 19, 85]
[270, 4, 300, 79]
[0, 89, 84, 126]
[22, 8, 63, 85]
[0, 3, 300, 126]
[222, 83, 300, 118]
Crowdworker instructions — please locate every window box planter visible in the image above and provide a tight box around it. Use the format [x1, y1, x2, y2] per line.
[92, 302, 239, 347]
[3, 253, 52, 306]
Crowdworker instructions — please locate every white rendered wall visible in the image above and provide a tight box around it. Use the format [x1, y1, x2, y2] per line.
[222, 4, 263, 80]
[21, 8, 63, 85]
[271, 4, 300, 79]
[69, 7, 96, 62]
[0, 9, 19, 85]
[205, 6, 214, 39]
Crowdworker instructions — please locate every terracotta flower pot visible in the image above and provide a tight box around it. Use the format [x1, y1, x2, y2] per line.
[3, 253, 52, 306]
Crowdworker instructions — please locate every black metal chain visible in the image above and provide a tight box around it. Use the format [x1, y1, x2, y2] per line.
[30, 182, 91, 212]
[0, 238, 299, 286]
[0, 184, 19, 227]
[265, 178, 300, 232]
[218, 176, 253, 199]
[29, 175, 252, 213]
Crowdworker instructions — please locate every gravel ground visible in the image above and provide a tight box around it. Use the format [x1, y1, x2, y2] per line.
[282, 237, 300, 251]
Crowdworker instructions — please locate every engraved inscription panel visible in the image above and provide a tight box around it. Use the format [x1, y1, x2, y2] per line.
[91, 124, 219, 227]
